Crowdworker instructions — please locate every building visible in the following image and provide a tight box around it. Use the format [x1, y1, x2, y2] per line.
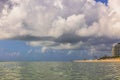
[112, 43, 120, 57]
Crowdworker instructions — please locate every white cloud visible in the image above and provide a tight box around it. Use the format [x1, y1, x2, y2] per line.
[54, 0, 63, 10]
[27, 49, 33, 54]
[41, 47, 47, 53]
[9, 52, 20, 57]
[0, 0, 120, 53]
[67, 51, 72, 55]
[49, 14, 86, 37]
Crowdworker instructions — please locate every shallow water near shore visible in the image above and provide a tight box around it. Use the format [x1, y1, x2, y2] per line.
[0, 62, 120, 80]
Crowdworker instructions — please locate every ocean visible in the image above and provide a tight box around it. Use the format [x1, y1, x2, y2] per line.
[0, 62, 120, 80]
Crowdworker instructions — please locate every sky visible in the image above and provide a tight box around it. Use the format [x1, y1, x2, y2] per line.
[0, 0, 119, 61]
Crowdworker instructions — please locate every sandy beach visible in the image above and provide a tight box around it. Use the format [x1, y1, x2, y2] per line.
[74, 59, 120, 62]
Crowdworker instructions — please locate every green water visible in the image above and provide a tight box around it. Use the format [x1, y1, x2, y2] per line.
[0, 62, 120, 80]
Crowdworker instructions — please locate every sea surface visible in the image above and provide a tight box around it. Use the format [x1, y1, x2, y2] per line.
[0, 62, 120, 80]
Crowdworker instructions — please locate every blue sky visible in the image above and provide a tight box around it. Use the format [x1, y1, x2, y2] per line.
[95, 0, 108, 5]
[0, 0, 119, 61]
[0, 40, 95, 61]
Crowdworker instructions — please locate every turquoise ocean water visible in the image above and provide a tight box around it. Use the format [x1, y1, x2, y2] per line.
[0, 62, 120, 80]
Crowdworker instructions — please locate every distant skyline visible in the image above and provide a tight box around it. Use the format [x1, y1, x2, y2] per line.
[0, 0, 120, 61]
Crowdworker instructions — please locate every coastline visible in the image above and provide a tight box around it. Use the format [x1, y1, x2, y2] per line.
[74, 59, 120, 62]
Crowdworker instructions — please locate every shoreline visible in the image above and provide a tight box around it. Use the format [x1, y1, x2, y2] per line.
[74, 59, 120, 62]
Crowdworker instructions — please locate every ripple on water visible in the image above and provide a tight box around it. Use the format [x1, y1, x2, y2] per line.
[0, 62, 120, 80]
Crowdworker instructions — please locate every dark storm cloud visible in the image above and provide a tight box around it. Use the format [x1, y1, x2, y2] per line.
[9, 35, 55, 41]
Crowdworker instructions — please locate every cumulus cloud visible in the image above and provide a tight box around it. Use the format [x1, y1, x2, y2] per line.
[0, 0, 120, 53]
[41, 47, 47, 53]
[27, 49, 33, 54]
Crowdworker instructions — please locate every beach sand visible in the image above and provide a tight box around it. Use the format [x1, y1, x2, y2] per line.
[74, 59, 120, 62]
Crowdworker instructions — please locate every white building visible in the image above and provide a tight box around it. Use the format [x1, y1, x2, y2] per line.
[112, 43, 120, 57]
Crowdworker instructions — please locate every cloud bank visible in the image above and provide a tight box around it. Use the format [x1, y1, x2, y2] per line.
[0, 0, 120, 53]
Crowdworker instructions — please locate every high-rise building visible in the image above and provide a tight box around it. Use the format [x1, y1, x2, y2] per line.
[112, 43, 120, 57]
